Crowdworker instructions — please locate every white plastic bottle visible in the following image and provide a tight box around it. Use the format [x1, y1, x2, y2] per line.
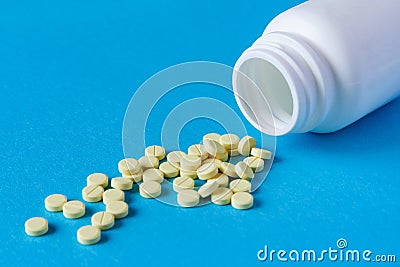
[232, 0, 400, 136]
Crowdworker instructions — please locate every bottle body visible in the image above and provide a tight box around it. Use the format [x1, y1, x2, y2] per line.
[233, 0, 400, 136]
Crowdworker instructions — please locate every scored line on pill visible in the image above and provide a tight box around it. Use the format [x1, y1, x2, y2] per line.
[194, 144, 201, 154]
[99, 211, 105, 225]
[176, 177, 190, 186]
[85, 186, 99, 195]
[247, 157, 258, 166]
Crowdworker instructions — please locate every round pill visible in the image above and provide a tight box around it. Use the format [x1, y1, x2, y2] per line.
[145, 145, 166, 160]
[211, 188, 233, 205]
[103, 189, 125, 205]
[87, 173, 108, 188]
[177, 190, 200, 207]
[243, 156, 265, 172]
[198, 180, 219, 198]
[63, 200, 85, 219]
[250, 147, 272, 159]
[173, 176, 195, 192]
[180, 155, 202, 171]
[188, 144, 209, 160]
[219, 134, 240, 150]
[106, 201, 129, 219]
[143, 168, 164, 183]
[111, 177, 133, 190]
[231, 192, 254, 210]
[25, 217, 48, 236]
[44, 194, 67, 212]
[197, 162, 218, 180]
[139, 155, 159, 170]
[159, 162, 179, 178]
[82, 185, 104, 202]
[179, 168, 198, 179]
[238, 136, 256, 156]
[91, 211, 115, 231]
[219, 162, 238, 178]
[203, 138, 226, 158]
[230, 179, 251, 193]
[207, 173, 229, 187]
[202, 158, 222, 168]
[122, 171, 143, 183]
[166, 151, 186, 168]
[203, 133, 221, 143]
[235, 161, 254, 180]
[139, 181, 162, 198]
[228, 148, 240, 157]
[77, 225, 101, 245]
[118, 158, 142, 175]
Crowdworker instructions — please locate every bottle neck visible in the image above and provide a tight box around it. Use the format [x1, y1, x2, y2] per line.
[233, 32, 335, 136]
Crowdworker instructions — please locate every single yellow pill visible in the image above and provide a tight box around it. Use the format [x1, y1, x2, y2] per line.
[143, 168, 164, 183]
[177, 189, 199, 207]
[106, 201, 129, 219]
[235, 161, 254, 180]
[87, 173, 108, 188]
[179, 168, 198, 179]
[198, 180, 219, 198]
[231, 192, 254, 210]
[103, 189, 125, 205]
[202, 133, 221, 143]
[219, 133, 240, 150]
[118, 158, 142, 175]
[197, 162, 218, 180]
[180, 155, 202, 171]
[91, 211, 115, 230]
[25, 217, 48, 236]
[207, 173, 229, 187]
[243, 156, 265, 172]
[211, 188, 233, 205]
[159, 161, 179, 178]
[63, 200, 85, 219]
[139, 181, 162, 198]
[82, 185, 104, 202]
[145, 145, 166, 160]
[77, 225, 101, 245]
[166, 151, 186, 168]
[44, 194, 67, 212]
[173, 176, 195, 192]
[188, 144, 209, 160]
[110, 177, 133, 191]
[203, 138, 226, 158]
[229, 179, 251, 193]
[138, 155, 159, 170]
[238, 136, 256, 156]
[219, 162, 238, 178]
[250, 147, 272, 159]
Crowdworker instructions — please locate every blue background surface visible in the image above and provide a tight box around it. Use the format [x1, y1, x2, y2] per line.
[0, 0, 399, 266]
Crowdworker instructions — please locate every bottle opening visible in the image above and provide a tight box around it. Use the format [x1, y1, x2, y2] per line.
[234, 57, 296, 136]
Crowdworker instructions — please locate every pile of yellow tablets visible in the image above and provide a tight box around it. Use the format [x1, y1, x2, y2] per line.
[118, 133, 271, 210]
[24, 133, 272, 245]
[137, 133, 272, 209]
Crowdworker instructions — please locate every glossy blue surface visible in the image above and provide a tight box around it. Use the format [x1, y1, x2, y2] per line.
[0, 0, 399, 266]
